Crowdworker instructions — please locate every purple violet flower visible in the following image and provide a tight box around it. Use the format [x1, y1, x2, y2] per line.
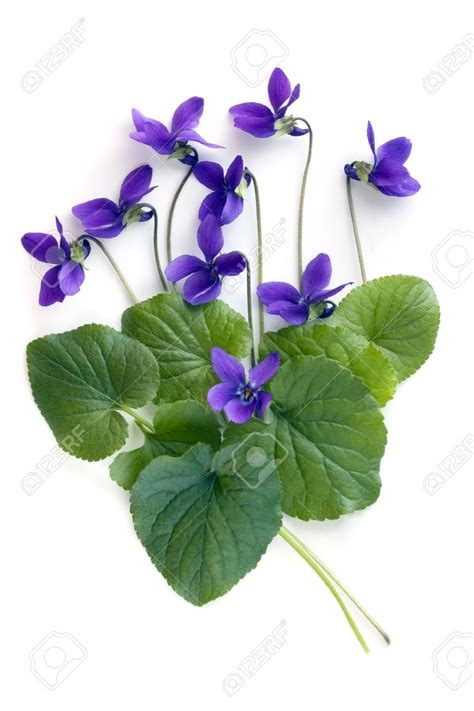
[257, 253, 352, 325]
[229, 68, 308, 139]
[194, 155, 250, 225]
[72, 165, 155, 238]
[130, 97, 223, 165]
[22, 217, 90, 307]
[208, 348, 280, 424]
[344, 121, 421, 197]
[164, 214, 246, 305]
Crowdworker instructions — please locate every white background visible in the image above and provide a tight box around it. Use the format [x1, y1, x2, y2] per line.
[2, 0, 474, 708]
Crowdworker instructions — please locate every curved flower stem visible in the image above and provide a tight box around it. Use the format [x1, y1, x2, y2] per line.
[278, 525, 370, 653]
[166, 151, 198, 274]
[120, 404, 155, 433]
[293, 118, 313, 287]
[239, 253, 256, 367]
[139, 203, 168, 292]
[78, 235, 138, 305]
[346, 177, 367, 283]
[246, 170, 264, 340]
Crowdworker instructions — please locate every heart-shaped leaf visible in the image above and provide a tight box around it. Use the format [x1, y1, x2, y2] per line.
[27, 324, 160, 461]
[122, 293, 251, 404]
[131, 443, 282, 605]
[332, 275, 440, 382]
[261, 323, 398, 407]
[110, 400, 221, 489]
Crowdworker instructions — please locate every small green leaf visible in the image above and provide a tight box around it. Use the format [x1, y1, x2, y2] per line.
[27, 324, 160, 461]
[332, 275, 440, 382]
[122, 293, 251, 404]
[225, 356, 387, 521]
[261, 323, 398, 407]
[110, 400, 221, 489]
[130, 443, 282, 605]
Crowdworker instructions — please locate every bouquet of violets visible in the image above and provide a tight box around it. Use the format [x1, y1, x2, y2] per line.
[23, 68, 439, 652]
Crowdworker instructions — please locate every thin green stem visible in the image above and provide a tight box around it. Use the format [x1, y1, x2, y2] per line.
[346, 177, 367, 283]
[294, 118, 313, 287]
[278, 526, 370, 653]
[139, 203, 168, 292]
[78, 235, 138, 304]
[120, 404, 154, 433]
[240, 253, 256, 367]
[166, 157, 197, 271]
[246, 170, 264, 340]
[304, 546, 391, 645]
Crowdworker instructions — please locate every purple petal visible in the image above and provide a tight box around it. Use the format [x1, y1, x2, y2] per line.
[119, 165, 154, 208]
[229, 102, 274, 119]
[131, 108, 147, 132]
[58, 260, 85, 296]
[249, 352, 280, 389]
[197, 214, 223, 262]
[198, 191, 227, 221]
[229, 103, 276, 138]
[39, 266, 65, 306]
[289, 125, 309, 137]
[183, 269, 222, 305]
[257, 281, 301, 306]
[211, 347, 246, 386]
[177, 128, 223, 149]
[309, 282, 353, 303]
[207, 382, 238, 411]
[142, 120, 175, 155]
[302, 253, 332, 300]
[367, 121, 376, 160]
[55, 216, 64, 237]
[221, 192, 243, 225]
[266, 300, 309, 325]
[193, 161, 225, 191]
[268, 68, 291, 112]
[286, 83, 301, 110]
[165, 255, 207, 282]
[21, 233, 64, 264]
[377, 137, 412, 164]
[225, 155, 244, 191]
[370, 159, 414, 187]
[214, 251, 246, 276]
[256, 391, 272, 419]
[171, 97, 204, 133]
[344, 164, 359, 180]
[375, 178, 421, 197]
[224, 397, 256, 424]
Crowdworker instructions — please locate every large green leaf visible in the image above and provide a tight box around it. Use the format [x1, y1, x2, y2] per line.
[332, 275, 440, 382]
[27, 324, 160, 461]
[122, 293, 251, 404]
[130, 443, 282, 605]
[110, 400, 221, 489]
[224, 355, 387, 521]
[261, 323, 397, 407]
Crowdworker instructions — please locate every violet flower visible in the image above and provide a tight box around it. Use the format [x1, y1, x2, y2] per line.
[344, 121, 421, 197]
[164, 214, 246, 305]
[229, 68, 308, 139]
[257, 253, 352, 325]
[208, 348, 280, 424]
[130, 97, 222, 165]
[72, 165, 155, 238]
[22, 217, 90, 307]
[194, 155, 250, 225]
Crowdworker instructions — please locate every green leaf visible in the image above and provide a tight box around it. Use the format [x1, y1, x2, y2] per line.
[130, 443, 282, 605]
[332, 275, 440, 382]
[110, 400, 221, 489]
[26, 324, 160, 461]
[225, 355, 387, 521]
[261, 323, 398, 407]
[122, 293, 251, 404]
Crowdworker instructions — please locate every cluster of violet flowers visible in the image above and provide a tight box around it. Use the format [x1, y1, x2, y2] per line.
[21, 68, 420, 423]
